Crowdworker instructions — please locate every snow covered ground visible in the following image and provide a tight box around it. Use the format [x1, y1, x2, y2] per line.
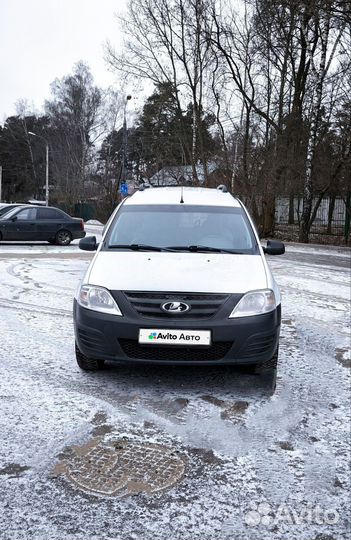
[0, 233, 350, 540]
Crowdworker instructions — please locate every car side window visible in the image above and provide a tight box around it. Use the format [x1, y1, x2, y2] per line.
[37, 208, 64, 220]
[15, 208, 37, 220]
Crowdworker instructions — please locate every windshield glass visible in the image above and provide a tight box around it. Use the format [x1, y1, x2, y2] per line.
[105, 205, 257, 253]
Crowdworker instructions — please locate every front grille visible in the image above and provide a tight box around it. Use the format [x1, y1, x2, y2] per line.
[240, 334, 276, 358]
[122, 291, 230, 319]
[119, 339, 233, 361]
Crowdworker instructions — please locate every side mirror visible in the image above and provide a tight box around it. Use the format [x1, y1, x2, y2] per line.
[11, 216, 18, 222]
[79, 236, 98, 251]
[263, 240, 285, 255]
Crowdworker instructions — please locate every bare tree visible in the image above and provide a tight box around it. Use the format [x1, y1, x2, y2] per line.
[298, 1, 348, 241]
[207, 0, 349, 240]
[45, 62, 102, 202]
[106, 0, 214, 182]
[207, 0, 286, 234]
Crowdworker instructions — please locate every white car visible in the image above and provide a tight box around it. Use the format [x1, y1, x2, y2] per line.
[74, 186, 284, 383]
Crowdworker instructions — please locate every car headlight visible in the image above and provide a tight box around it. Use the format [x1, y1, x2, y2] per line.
[77, 284, 122, 316]
[229, 289, 276, 318]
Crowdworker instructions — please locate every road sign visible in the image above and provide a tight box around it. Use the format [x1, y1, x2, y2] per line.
[120, 183, 128, 196]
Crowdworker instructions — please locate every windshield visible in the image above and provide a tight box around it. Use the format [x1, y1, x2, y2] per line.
[104, 205, 257, 253]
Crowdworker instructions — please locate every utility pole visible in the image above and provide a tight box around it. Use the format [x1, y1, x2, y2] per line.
[121, 95, 132, 187]
[45, 142, 49, 206]
[0, 165, 2, 202]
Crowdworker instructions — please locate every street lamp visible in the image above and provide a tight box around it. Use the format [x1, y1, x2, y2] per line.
[28, 131, 49, 206]
[121, 95, 132, 187]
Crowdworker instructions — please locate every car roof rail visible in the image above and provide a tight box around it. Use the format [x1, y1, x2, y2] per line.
[217, 184, 228, 193]
[139, 183, 152, 191]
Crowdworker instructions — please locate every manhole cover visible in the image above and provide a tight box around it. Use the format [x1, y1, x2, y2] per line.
[53, 437, 186, 497]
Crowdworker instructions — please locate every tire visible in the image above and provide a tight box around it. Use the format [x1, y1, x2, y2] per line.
[254, 348, 279, 395]
[261, 367, 277, 395]
[254, 348, 278, 374]
[55, 229, 72, 246]
[75, 342, 105, 371]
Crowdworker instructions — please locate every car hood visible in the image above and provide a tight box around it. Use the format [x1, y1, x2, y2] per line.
[87, 251, 267, 293]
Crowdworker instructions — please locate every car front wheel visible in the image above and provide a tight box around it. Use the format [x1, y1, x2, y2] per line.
[254, 348, 278, 373]
[75, 342, 105, 371]
[254, 348, 278, 394]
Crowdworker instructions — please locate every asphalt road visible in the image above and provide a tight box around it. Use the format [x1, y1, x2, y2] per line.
[0, 241, 349, 540]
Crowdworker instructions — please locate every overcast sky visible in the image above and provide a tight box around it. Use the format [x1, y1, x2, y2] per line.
[0, 0, 128, 122]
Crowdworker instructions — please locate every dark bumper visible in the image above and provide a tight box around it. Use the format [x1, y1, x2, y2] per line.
[73, 299, 281, 366]
[72, 230, 86, 240]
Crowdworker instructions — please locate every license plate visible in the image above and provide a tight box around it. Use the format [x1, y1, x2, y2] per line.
[139, 329, 211, 346]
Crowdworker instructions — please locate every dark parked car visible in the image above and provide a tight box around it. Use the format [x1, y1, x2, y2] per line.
[0, 205, 86, 245]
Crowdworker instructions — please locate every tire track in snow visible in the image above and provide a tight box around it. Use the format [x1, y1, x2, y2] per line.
[0, 297, 72, 317]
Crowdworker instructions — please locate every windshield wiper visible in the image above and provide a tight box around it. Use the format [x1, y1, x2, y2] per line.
[108, 244, 174, 252]
[108, 244, 246, 254]
[166, 245, 245, 254]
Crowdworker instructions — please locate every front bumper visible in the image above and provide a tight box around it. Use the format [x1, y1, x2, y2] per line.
[73, 298, 281, 366]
